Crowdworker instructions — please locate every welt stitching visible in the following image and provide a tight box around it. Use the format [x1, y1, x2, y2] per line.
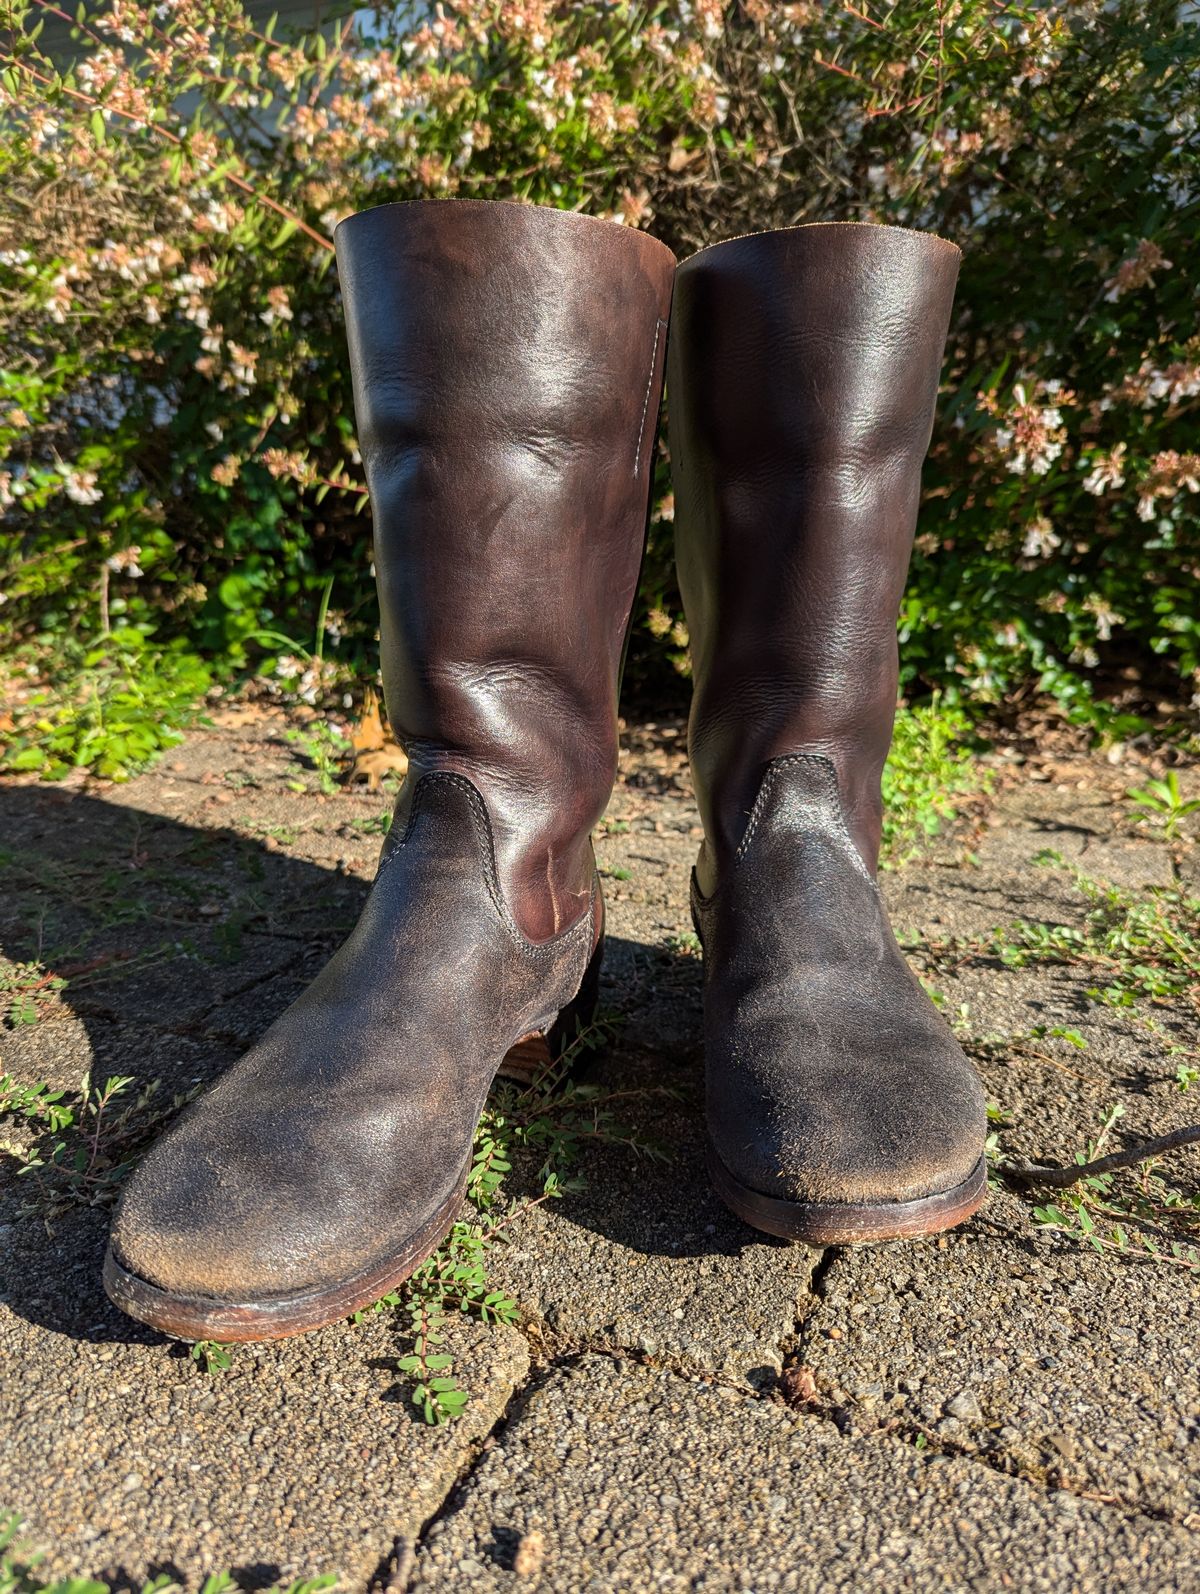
[633, 317, 667, 478]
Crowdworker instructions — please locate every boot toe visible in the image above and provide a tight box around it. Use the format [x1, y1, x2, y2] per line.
[709, 1012, 987, 1214]
[111, 1129, 378, 1303]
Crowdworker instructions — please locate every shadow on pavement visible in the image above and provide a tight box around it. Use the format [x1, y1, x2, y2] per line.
[0, 782, 741, 1354]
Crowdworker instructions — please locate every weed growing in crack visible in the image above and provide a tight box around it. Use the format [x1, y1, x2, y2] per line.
[1127, 770, 1200, 846]
[351, 1012, 672, 1425]
[189, 1340, 233, 1375]
[998, 854, 1200, 1009]
[919, 855, 1200, 1266]
[923, 854, 1200, 1017]
[0, 1511, 337, 1594]
[880, 698, 990, 865]
[0, 963, 67, 1028]
[283, 721, 351, 795]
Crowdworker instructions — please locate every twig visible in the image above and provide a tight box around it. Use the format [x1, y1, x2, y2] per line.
[1, 55, 333, 251]
[1007, 1126, 1200, 1188]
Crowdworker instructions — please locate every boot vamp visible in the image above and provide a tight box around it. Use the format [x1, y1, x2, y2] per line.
[110, 775, 592, 1301]
[698, 758, 986, 1209]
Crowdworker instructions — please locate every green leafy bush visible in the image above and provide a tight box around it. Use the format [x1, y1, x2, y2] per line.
[0, 0, 1196, 750]
[882, 698, 988, 863]
[1, 631, 210, 780]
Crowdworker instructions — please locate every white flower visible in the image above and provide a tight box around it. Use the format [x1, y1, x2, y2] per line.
[1022, 518, 1061, 559]
[63, 469, 102, 505]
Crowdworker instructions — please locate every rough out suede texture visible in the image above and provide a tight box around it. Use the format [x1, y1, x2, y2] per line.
[108, 201, 675, 1315]
[670, 223, 987, 1215]
[110, 776, 596, 1302]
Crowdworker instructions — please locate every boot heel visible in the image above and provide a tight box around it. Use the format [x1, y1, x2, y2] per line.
[498, 937, 605, 1086]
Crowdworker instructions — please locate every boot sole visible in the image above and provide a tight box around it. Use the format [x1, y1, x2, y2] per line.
[707, 1141, 987, 1245]
[103, 938, 605, 1343]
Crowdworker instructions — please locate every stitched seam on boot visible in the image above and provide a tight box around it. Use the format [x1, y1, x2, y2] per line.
[737, 754, 878, 887]
[693, 752, 880, 911]
[633, 317, 668, 478]
[380, 769, 596, 966]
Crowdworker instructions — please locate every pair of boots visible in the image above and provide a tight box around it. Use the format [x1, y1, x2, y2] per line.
[104, 202, 986, 1342]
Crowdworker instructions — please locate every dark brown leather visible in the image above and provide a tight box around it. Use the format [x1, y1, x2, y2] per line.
[337, 199, 675, 941]
[691, 755, 985, 1210]
[106, 202, 673, 1323]
[669, 223, 986, 1221]
[670, 223, 962, 894]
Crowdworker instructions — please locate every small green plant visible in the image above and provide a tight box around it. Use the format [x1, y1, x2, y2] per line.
[0, 1513, 338, 1594]
[1176, 1062, 1200, 1092]
[0, 633, 211, 782]
[347, 812, 393, 838]
[284, 720, 351, 795]
[239, 820, 299, 847]
[0, 964, 66, 1028]
[0, 1075, 74, 1131]
[983, 1102, 1011, 1178]
[1128, 770, 1200, 843]
[597, 862, 632, 883]
[189, 1340, 233, 1375]
[359, 1014, 670, 1424]
[949, 860, 1200, 1012]
[0, 1071, 194, 1222]
[881, 698, 989, 864]
[665, 930, 702, 958]
[1027, 1104, 1200, 1271]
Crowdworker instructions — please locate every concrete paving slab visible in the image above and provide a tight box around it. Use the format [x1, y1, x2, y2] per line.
[410, 1354, 1198, 1592]
[1, 719, 1197, 1589]
[0, 1205, 528, 1589]
[485, 1047, 815, 1388]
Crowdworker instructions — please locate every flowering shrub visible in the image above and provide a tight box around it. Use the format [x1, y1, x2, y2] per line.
[0, 0, 1197, 770]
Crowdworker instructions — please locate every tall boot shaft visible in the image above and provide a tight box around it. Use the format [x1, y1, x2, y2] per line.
[335, 200, 674, 939]
[667, 222, 960, 887]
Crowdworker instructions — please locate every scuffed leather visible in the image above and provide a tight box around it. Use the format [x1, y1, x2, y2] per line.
[110, 775, 594, 1299]
[336, 200, 675, 941]
[669, 222, 961, 889]
[670, 223, 985, 1212]
[109, 201, 672, 1306]
[692, 755, 985, 1207]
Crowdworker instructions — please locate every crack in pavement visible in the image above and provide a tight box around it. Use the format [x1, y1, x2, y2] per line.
[397, 1330, 1195, 1594]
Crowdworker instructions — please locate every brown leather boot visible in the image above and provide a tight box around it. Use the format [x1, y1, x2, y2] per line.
[104, 201, 674, 1339]
[668, 222, 987, 1245]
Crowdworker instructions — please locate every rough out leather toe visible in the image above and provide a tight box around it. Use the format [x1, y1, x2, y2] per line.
[105, 200, 675, 1339]
[669, 222, 987, 1245]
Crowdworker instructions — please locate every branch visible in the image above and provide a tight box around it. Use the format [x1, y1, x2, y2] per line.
[1007, 1126, 1200, 1188]
[1, 56, 333, 252]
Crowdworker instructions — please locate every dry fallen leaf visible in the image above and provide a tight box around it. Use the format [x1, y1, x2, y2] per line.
[346, 688, 407, 788]
[349, 686, 387, 751]
[347, 744, 408, 790]
[779, 1364, 820, 1410]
